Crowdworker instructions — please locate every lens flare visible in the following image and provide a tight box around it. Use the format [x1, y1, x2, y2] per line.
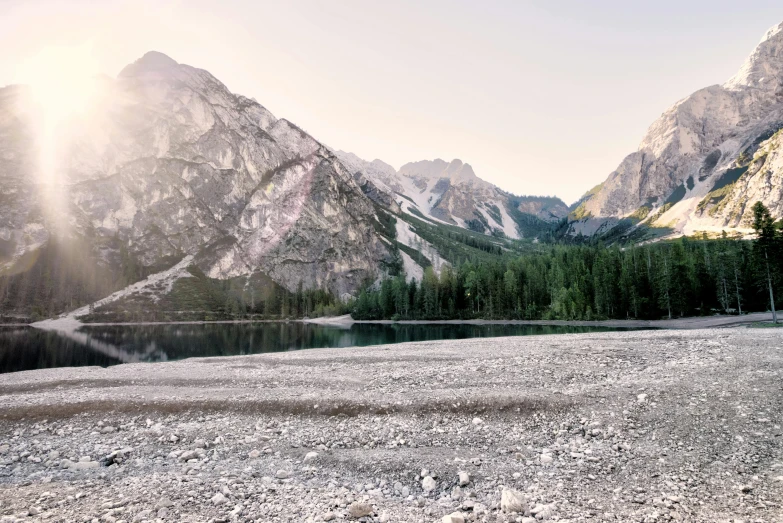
[14, 44, 102, 233]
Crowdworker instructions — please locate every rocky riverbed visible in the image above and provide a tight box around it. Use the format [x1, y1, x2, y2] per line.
[0, 329, 782, 522]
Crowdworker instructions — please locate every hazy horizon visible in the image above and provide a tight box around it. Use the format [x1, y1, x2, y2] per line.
[2, 0, 782, 204]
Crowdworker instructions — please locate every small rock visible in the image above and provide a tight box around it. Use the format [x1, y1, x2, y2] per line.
[71, 461, 99, 471]
[458, 471, 470, 487]
[472, 418, 483, 425]
[422, 475, 437, 493]
[540, 454, 553, 464]
[322, 512, 335, 522]
[155, 498, 173, 509]
[275, 469, 291, 479]
[132, 510, 152, 522]
[303, 451, 319, 462]
[442, 512, 465, 523]
[531, 502, 556, 520]
[248, 449, 261, 459]
[347, 501, 373, 518]
[500, 488, 526, 513]
[211, 493, 228, 505]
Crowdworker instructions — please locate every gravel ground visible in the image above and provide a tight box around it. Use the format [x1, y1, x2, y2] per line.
[1, 328, 782, 523]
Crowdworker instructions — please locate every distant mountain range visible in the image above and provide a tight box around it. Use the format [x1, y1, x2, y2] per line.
[334, 152, 568, 238]
[0, 50, 564, 318]
[1, 20, 782, 319]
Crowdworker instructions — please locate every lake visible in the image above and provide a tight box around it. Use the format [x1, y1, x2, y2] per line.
[0, 322, 639, 374]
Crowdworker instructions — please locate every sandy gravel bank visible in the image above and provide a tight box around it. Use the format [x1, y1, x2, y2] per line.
[1, 329, 782, 522]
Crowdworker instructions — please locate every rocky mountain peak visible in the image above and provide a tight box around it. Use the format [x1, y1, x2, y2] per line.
[570, 19, 783, 239]
[399, 158, 481, 185]
[118, 51, 179, 78]
[1, 51, 393, 297]
[725, 21, 783, 91]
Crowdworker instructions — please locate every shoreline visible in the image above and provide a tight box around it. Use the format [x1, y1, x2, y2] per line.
[0, 328, 781, 521]
[7, 310, 780, 330]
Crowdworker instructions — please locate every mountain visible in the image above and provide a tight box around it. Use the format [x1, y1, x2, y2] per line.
[0, 51, 394, 304]
[570, 21, 783, 240]
[334, 151, 568, 239]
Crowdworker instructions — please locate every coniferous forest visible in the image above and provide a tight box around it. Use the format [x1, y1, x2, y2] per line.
[352, 202, 783, 321]
[1, 203, 781, 323]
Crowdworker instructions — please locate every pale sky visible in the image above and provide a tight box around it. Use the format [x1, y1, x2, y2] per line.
[2, 0, 781, 204]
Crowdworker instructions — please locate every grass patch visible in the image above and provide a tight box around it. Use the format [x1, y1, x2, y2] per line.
[628, 206, 651, 222]
[748, 322, 783, 328]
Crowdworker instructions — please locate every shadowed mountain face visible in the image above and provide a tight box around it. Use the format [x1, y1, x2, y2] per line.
[0, 52, 393, 297]
[571, 21, 783, 239]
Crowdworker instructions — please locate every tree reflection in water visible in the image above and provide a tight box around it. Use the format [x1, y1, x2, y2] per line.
[0, 323, 636, 374]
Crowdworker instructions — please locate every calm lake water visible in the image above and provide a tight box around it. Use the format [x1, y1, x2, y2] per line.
[0, 322, 637, 374]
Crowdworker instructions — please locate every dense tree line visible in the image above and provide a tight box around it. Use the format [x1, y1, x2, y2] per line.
[0, 237, 142, 321]
[3, 203, 781, 324]
[353, 203, 782, 321]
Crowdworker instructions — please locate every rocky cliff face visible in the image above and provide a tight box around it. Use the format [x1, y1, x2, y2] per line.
[571, 21, 783, 238]
[0, 52, 392, 296]
[335, 152, 567, 239]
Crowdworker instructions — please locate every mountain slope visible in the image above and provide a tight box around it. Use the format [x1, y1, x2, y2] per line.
[0, 52, 393, 304]
[570, 21, 783, 239]
[334, 152, 568, 239]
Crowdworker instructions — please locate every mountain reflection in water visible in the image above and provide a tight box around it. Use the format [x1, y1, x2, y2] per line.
[0, 322, 639, 373]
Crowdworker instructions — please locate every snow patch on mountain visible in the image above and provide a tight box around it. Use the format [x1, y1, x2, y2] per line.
[399, 250, 424, 283]
[394, 218, 447, 274]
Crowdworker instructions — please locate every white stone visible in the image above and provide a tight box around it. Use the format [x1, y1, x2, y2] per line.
[500, 488, 526, 513]
[422, 475, 437, 493]
[442, 512, 465, 523]
[458, 471, 470, 486]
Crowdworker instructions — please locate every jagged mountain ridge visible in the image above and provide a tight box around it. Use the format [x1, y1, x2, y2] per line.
[0, 51, 393, 297]
[335, 151, 568, 239]
[570, 21, 783, 239]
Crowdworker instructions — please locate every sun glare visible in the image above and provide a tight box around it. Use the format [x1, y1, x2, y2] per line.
[15, 44, 101, 129]
[14, 44, 104, 235]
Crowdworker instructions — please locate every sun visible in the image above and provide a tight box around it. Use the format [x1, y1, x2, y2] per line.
[15, 44, 102, 130]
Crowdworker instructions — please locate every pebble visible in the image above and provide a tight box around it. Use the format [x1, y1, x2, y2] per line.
[70, 461, 99, 471]
[347, 501, 373, 518]
[500, 488, 526, 513]
[442, 512, 465, 523]
[211, 493, 228, 505]
[458, 471, 470, 486]
[422, 476, 437, 493]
